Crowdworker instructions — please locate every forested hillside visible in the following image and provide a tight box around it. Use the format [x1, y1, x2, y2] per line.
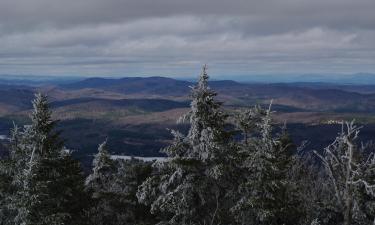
[2, 76, 375, 165]
[1, 67, 375, 224]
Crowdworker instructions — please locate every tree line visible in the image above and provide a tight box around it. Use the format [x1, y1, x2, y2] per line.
[1, 66, 375, 225]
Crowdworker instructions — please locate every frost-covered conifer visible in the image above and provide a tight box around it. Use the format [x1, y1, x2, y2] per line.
[86, 140, 117, 225]
[5, 93, 88, 225]
[232, 104, 302, 225]
[187, 65, 227, 146]
[235, 105, 264, 145]
[86, 140, 116, 192]
[112, 158, 154, 225]
[0, 125, 25, 225]
[87, 141, 154, 225]
[9, 93, 64, 225]
[137, 65, 235, 225]
[0, 153, 14, 225]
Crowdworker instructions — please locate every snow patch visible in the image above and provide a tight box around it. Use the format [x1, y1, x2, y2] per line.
[111, 155, 168, 162]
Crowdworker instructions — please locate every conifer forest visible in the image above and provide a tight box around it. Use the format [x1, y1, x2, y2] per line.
[1, 66, 375, 225]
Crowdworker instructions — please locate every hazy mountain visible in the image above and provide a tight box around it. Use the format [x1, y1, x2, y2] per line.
[0, 86, 35, 113]
[61, 77, 192, 96]
[0, 75, 83, 86]
[218, 73, 375, 84]
[61, 76, 375, 112]
[1, 76, 375, 160]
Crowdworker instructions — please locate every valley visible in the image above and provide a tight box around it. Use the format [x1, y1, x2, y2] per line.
[1, 76, 375, 167]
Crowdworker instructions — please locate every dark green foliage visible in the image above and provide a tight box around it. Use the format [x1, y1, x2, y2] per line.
[0, 159, 16, 225]
[232, 108, 304, 225]
[1, 93, 89, 225]
[86, 141, 155, 225]
[26, 154, 89, 225]
[1, 70, 375, 225]
[137, 65, 237, 225]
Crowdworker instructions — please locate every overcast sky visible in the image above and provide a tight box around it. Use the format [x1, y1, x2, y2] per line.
[1, 0, 375, 77]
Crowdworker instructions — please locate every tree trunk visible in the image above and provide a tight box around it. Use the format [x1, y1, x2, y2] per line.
[343, 197, 352, 225]
[344, 140, 354, 225]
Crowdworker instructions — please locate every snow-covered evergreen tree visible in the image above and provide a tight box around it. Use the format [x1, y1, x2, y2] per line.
[86, 140, 116, 192]
[86, 140, 119, 225]
[0, 151, 15, 225]
[137, 65, 236, 225]
[112, 158, 155, 225]
[0, 125, 25, 225]
[232, 104, 302, 225]
[235, 105, 265, 145]
[86, 140, 154, 225]
[185, 65, 229, 150]
[5, 93, 88, 225]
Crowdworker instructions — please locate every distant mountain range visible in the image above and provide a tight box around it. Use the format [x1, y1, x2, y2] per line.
[61, 77, 191, 96]
[1, 75, 375, 161]
[2, 72, 375, 85]
[2, 76, 375, 115]
[0, 75, 83, 86]
[216, 73, 375, 84]
[59, 76, 375, 113]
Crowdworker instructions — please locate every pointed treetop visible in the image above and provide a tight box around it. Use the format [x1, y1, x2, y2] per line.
[95, 139, 111, 164]
[32, 93, 50, 118]
[92, 139, 114, 175]
[31, 93, 53, 134]
[197, 64, 209, 90]
[86, 138, 115, 188]
[186, 65, 228, 152]
[98, 138, 109, 154]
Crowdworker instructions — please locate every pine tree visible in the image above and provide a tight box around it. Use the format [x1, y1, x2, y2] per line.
[86, 140, 116, 192]
[0, 154, 15, 225]
[86, 140, 118, 225]
[86, 141, 154, 225]
[234, 105, 265, 145]
[0, 125, 24, 225]
[112, 158, 154, 225]
[32, 150, 89, 225]
[232, 104, 302, 225]
[137, 65, 235, 225]
[6, 93, 88, 225]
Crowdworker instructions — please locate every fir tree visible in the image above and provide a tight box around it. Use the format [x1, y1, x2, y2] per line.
[87, 141, 154, 225]
[112, 158, 155, 225]
[137, 65, 235, 225]
[0, 154, 14, 225]
[86, 140, 117, 225]
[232, 104, 302, 225]
[6, 93, 88, 225]
[86, 140, 116, 192]
[0, 125, 24, 225]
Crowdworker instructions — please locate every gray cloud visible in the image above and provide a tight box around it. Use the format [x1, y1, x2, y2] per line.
[0, 0, 374, 76]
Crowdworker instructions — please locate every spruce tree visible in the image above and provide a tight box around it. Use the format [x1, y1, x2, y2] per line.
[137, 65, 235, 225]
[86, 141, 154, 225]
[86, 140, 118, 225]
[112, 158, 155, 225]
[0, 155, 14, 225]
[232, 105, 302, 225]
[0, 125, 25, 225]
[86, 140, 116, 192]
[6, 93, 88, 225]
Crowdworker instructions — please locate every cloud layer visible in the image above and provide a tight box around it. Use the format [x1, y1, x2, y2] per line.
[0, 0, 374, 76]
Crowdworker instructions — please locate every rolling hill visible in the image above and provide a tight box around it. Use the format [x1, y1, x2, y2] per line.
[1, 76, 375, 163]
[60, 77, 375, 112]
